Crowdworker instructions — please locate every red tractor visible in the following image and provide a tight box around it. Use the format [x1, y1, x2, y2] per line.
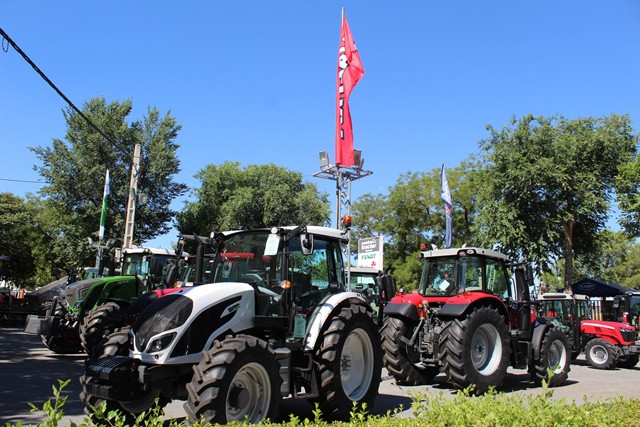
[537, 293, 639, 369]
[381, 247, 571, 394]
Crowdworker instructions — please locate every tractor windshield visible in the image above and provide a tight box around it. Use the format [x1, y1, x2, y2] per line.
[207, 231, 273, 286]
[419, 254, 510, 298]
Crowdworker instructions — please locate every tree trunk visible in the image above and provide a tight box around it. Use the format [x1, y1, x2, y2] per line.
[563, 220, 574, 292]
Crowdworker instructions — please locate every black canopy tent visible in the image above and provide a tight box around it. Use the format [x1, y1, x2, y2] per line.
[571, 278, 635, 297]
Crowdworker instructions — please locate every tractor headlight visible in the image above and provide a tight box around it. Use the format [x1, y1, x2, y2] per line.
[147, 333, 176, 353]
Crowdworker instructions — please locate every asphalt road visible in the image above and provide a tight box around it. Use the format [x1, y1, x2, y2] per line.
[1, 327, 639, 426]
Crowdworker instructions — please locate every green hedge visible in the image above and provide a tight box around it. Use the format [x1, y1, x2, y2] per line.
[11, 380, 640, 427]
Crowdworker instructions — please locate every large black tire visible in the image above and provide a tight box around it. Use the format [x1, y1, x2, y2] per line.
[529, 326, 571, 386]
[80, 301, 128, 361]
[439, 306, 510, 394]
[381, 316, 439, 385]
[100, 326, 132, 358]
[40, 302, 83, 354]
[315, 303, 382, 420]
[184, 335, 281, 424]
[584, 338, 617, 370]
[617, 354, 639, 369]
[79, 374, 166, 422]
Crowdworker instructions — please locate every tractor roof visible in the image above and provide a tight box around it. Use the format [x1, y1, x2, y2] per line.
[220, 226, 348, 243]
[539, 293, 588, 301]
[350, 266, 380, 275]
[419, 247, 510, 262]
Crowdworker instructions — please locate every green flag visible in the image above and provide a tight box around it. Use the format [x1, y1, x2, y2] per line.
[99, 169, 109, 241]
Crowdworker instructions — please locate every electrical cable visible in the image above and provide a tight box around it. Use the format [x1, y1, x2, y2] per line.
[0, 27, 116, 146]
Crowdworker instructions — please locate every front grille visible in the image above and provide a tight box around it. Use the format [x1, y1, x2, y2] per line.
[620, 330, 637, 343]
[86, 356, 137, 382]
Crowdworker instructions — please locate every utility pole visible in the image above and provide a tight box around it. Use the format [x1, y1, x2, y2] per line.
[123, 144, 141, 249]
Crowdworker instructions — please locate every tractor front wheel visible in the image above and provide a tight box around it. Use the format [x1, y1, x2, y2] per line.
[315, 303, 382, 420]
[439, 306, 510, 394]
[529, 326, 571, 386]
[585, 338, 617, 370]
[80, 374, 167, 423]
[184, 335, 281, 424]
[381, 316, 439, 385]
[80, 301, 128, 361]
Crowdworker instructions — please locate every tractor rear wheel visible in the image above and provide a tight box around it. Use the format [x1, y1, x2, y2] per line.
[617, 354, 639, 369]
[184, 335, 281, 424]
[529, 326, 570, 386]
[585, 338, 617, 369]
[80, 301, 128, 361]
[381, 316, 439, 385]
[439, 306, 510, 394]
[315, 304, 382, 420]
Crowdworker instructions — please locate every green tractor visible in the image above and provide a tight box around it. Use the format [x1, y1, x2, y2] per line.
[24, 247, 177, 355]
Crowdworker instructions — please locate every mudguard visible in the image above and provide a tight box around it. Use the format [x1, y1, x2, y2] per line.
[382, 302, 419, 322]
[531, 316, 551, 360]
[304, 292, 367, 351]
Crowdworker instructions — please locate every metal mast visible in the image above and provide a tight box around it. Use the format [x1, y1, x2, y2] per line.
[314, 150, 372, 289]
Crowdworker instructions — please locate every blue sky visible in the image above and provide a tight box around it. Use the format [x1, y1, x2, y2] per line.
[2, 1, 639, 248]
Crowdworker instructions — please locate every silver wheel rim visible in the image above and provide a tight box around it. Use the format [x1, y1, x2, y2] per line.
[226, 362, 271, 422]
[341, 328, 374, 401]
[120, 388, 161, 413]
[471, 323, 502, 375]
[548, 339, 568, 373]
[589, 343, 609, 365]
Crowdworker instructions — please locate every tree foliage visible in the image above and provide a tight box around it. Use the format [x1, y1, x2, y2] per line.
[176, 162, 330, 234]
[29, 97, 187, 268]
[474, 113, 637, 291]
[350, 159, 479, 290]
[0, 193, 37, 285]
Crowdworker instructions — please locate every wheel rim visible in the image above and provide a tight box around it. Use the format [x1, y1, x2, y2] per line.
[226, 362, 271, 423]
[120, 388, 161, 413]
[341, 328, 375, 401]
[470, 323, 502, 375]
[589, 344, 609, 365]
[547, 339, 568, 373]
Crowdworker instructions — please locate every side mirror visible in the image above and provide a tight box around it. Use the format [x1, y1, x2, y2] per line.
[300, 233, 314, 255]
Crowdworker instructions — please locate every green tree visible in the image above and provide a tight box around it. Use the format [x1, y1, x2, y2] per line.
[0, 193, 37, 285]
[29, 97, 187, 267]
[350, 160, 480, 290]
[474, 114, 637, 291]
[176, 162, 330, 233]
[588, 230, 640, 289]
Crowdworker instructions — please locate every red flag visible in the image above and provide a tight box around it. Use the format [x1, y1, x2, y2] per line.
[335, 13, 364, 167]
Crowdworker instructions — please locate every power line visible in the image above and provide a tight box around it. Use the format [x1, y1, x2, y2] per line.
[0, 27, 116, 146]
[0, 178, 44, 184]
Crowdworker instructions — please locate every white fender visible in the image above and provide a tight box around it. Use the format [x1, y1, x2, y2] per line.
[303, 292, 362, 351]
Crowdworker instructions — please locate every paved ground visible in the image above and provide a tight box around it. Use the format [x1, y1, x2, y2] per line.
[1, 327, 639, 426]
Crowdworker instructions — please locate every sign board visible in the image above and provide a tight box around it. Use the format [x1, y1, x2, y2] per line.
[358, 236, 384, 269]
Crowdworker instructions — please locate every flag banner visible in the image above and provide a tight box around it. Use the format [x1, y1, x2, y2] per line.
[440, 164, 452, 249]
[99, 169, 109, 242]
[335, 13, 364, 167]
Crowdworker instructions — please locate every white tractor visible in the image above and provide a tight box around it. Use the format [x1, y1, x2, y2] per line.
[81, 225, 384, 423]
